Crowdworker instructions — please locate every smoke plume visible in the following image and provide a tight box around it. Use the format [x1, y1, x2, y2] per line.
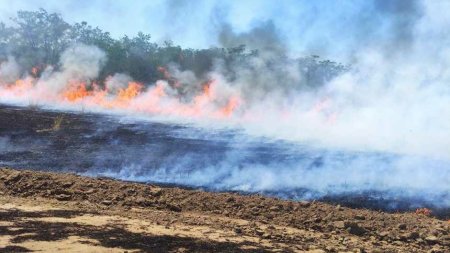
[0, 57, 21, 84]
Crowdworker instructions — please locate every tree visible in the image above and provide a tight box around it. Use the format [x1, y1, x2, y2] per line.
[9, 9, 71, 68]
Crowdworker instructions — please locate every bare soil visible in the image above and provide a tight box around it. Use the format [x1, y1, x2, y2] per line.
[0, 167, 448, 252]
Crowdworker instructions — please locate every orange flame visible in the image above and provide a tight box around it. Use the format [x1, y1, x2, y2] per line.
[117, 82, 143, 101]
[0, 68, 243, 120]
[415, 208, 432, 216]
[63, 82, 90, 102]
[221, 96, 240, 117]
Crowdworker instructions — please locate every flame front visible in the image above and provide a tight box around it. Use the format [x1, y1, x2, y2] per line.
[0, 64, 341, 124]
[0, 67, 244, 120]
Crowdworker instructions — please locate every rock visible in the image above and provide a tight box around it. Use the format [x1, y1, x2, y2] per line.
[254, 229, 264, 236]
[167, 204, 182, 212]
[299, 200, 311, 207]
[262, 233, 271, 239]
[269, 205, 281, 212]
[397, 223, 407, 230]
[101, 200, 112, 205]
[5, 171, 21, 184]
[379, 231, 390, 237]
[135, 197, 151, 206]
[325, 246, 335, 252]
[393, 240, 403, 246]
[151, 188, 162, 197]
[333, 221, 346, 229]
[425, 235, 439, 244]
[434, 225, 448, 233]
[55, 194, 71, 201]
[251, 206, 260, 213]
[234, 227, 242, 234]
[113, 194, 124, 201]
[306, 250, 326, 253]
[84, 188, 95, 194]
[346, 222, 366, 236]
[354, 214, 366, 220]
[62, 181, 74, 187]
[226, 196, 235, 203]
[324, 213, 333, 220]
[428, 245, 445, 253]
[406, 231, 420, 240]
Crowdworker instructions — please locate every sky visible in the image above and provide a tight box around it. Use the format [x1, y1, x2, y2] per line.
[0, 0, 425, 62]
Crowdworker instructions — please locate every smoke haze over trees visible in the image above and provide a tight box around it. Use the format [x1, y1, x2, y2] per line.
[0, 9, 346, 88]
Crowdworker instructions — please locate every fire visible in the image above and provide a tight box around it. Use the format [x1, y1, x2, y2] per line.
[0, 70, 337, 123]
[221, 96, 240, 117]
[117, 82, 143, 101]
[31, 67, 39, 76]
[415, 208, 432, 216]
[63, 82, 90, 102]
[152, 82, 166, 97]
[202, 80, 213, 97]
[10, 78, 34, 93]
[158, 66, 181, 88]
[0, 66, 247, 120]
[192, 80, 216, 111]
[157, 66, 170, 79]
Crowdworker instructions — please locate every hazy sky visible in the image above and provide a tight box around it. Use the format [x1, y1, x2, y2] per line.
[0, 0, 422, 62]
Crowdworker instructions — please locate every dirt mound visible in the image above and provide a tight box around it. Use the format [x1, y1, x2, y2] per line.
[0, 167, 448, 252]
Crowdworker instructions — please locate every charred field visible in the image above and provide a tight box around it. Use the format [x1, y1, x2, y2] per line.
[0, 104, 448, 220]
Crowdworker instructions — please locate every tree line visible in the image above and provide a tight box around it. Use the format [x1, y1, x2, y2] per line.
[0, 9, 347, 88]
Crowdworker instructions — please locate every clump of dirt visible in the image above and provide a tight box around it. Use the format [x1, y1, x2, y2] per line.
[0, 167, 449, 252]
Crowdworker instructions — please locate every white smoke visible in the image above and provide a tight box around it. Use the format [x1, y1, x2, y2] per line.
[105, 73, 133, 93]
[223, 1, 450, 160]
[36, 43, 106, 93]
[0, 56, 21, 84]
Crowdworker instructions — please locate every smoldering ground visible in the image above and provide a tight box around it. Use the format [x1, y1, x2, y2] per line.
[0, 105, 448, 215]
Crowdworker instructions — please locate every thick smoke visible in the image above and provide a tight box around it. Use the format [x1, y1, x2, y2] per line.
[37, 44, 106, 93]
[0, 44, 106, 105]
[105, 73, 133, 93]
[0, 56, 21, 84]
[218, 21, 285, 56]
[214, 0, 449, 161]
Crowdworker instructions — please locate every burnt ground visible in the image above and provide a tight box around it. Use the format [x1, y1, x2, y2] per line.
[0, 104, 448, 217]
[0, 167, 449, 252]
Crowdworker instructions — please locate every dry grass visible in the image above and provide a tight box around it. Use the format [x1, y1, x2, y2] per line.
[36, 115, 64, 133]
[52, 115, 63, 131]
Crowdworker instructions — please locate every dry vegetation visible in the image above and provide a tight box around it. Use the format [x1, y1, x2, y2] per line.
[36, 115, 64, 133]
